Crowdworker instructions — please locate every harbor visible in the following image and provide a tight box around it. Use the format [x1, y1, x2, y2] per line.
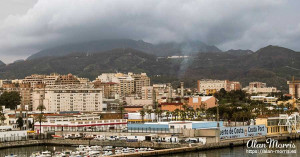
[1, 133, 299, 156]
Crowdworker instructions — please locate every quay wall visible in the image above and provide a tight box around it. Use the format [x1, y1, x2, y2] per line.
[0, 134, 300, 154]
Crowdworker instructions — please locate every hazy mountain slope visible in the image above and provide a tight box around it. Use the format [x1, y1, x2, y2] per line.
[27, 39, 222, 60]
[1, 48, 180, 80]
[0, 60, 4, 66]
[1, 45, 299, 92]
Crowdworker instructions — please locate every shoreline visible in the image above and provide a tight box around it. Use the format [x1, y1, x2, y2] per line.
[0, 134, 299, 156]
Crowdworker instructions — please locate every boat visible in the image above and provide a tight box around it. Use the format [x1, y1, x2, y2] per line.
[5, 154, 18, 157]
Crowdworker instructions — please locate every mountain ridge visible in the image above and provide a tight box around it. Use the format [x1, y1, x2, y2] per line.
[27, 39, 222, 60]
[0, 45, 299, 92]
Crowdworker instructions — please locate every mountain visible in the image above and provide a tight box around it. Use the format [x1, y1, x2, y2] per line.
[27, 39, 157, 60]
[27, 39, 222, 60]
[1, 48, 179, 80]
[225, 49, 253, 56]
[0, 60, 4, 66]
[155, 41, 222, 56]
[182, 45, 300, 91]
[1, 45, 299, 92]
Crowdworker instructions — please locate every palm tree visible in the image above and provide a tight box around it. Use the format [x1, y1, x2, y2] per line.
[232, 113, 239, 126]
[140, 109, 146, 123]
[195, 108, 201, 120]
[146, 109, 152, 121]
[174, 109, 180, 121]
[223, 113, 229, 122]
[154, 108, 159, 122]
[241, 112, 247, 126]
[37, 104, 46, 138]
[165, 111, 171, 121]
[188, 108, 195, 120]
[180, 110, 187, 121]
[157, 109, 163, 122]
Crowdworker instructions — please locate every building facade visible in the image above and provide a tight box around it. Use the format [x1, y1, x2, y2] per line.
[32, 84, 102, 112]
[197, 79, 241, 94]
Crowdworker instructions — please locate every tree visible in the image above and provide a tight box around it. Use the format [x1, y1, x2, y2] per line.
[232, 113, 239, 126]
[165, 111, 171, 121]
[34, 114, 46, 132]
[140, 109, 146, 123]
[222, 113, 229, 121]
[187, 108, 195, 120]
[0, 91, 21, 109]
[37, 104, 46, 138]
[174, 109, 180, 121]
[180, 110, 187, 121]
[118, 101, 126, 119]
[146, 109, 152, 120]
[16, 117, 24, 130]
[157, 109, 163, 122]
[0, 114, 6, 125]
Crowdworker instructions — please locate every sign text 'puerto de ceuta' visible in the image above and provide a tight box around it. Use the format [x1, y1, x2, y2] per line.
[220, 125, 267, 140]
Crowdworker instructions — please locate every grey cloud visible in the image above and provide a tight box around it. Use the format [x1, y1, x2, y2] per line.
[0, 0, 299, 63]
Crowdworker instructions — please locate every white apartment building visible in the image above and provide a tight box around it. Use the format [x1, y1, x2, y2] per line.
[32, 84, 102, 112]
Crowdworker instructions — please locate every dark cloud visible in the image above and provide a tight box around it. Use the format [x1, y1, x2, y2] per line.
[0, 0, 299, 63]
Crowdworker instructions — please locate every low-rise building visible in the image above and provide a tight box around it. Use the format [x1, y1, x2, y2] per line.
[34, 114, 127, 133]
[250, 96, 277, 104]
[243, 82, 278, 95]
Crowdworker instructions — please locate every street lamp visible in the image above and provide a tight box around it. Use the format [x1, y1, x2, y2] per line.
[216, 99, 219, 128]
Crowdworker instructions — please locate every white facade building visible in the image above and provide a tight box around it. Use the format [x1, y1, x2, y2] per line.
[34, 114, 127, 133]
[32, 84, 102, 112]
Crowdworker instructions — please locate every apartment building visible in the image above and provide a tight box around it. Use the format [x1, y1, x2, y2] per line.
[23, 74, 45, 87]
[197, 79, 241, 94]
[131, 73, 150, 96]
[118, 75, 135, 97]
[141, 86, 153, 100]
[24, 73, 83, 87]
[94, 81, 120, 99]
[55, 73, 80, 85]
[32, 84, 102, 112]
[43, 73, 60, 86]
[287, 80, 300, 99]
[243, 82, 278, 95]
[96, 72, 150, 98]
[19, 83, 32, 110]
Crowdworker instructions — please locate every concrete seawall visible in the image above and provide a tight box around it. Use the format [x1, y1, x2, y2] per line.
[0, 134, 299, 156]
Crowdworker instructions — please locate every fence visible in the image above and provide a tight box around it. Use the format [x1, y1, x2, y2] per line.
[0, 135, 27, 142]
[127, 128, 183, 134]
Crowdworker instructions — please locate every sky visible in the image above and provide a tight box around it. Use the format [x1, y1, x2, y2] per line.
[0, 0, 300, 63]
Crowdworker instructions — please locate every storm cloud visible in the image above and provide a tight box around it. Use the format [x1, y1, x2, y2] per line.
[0, 0, 300, 63]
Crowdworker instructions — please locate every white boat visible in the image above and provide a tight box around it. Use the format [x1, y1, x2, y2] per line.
[103, 151, 113, 156]
[5, 155, 18, 157]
